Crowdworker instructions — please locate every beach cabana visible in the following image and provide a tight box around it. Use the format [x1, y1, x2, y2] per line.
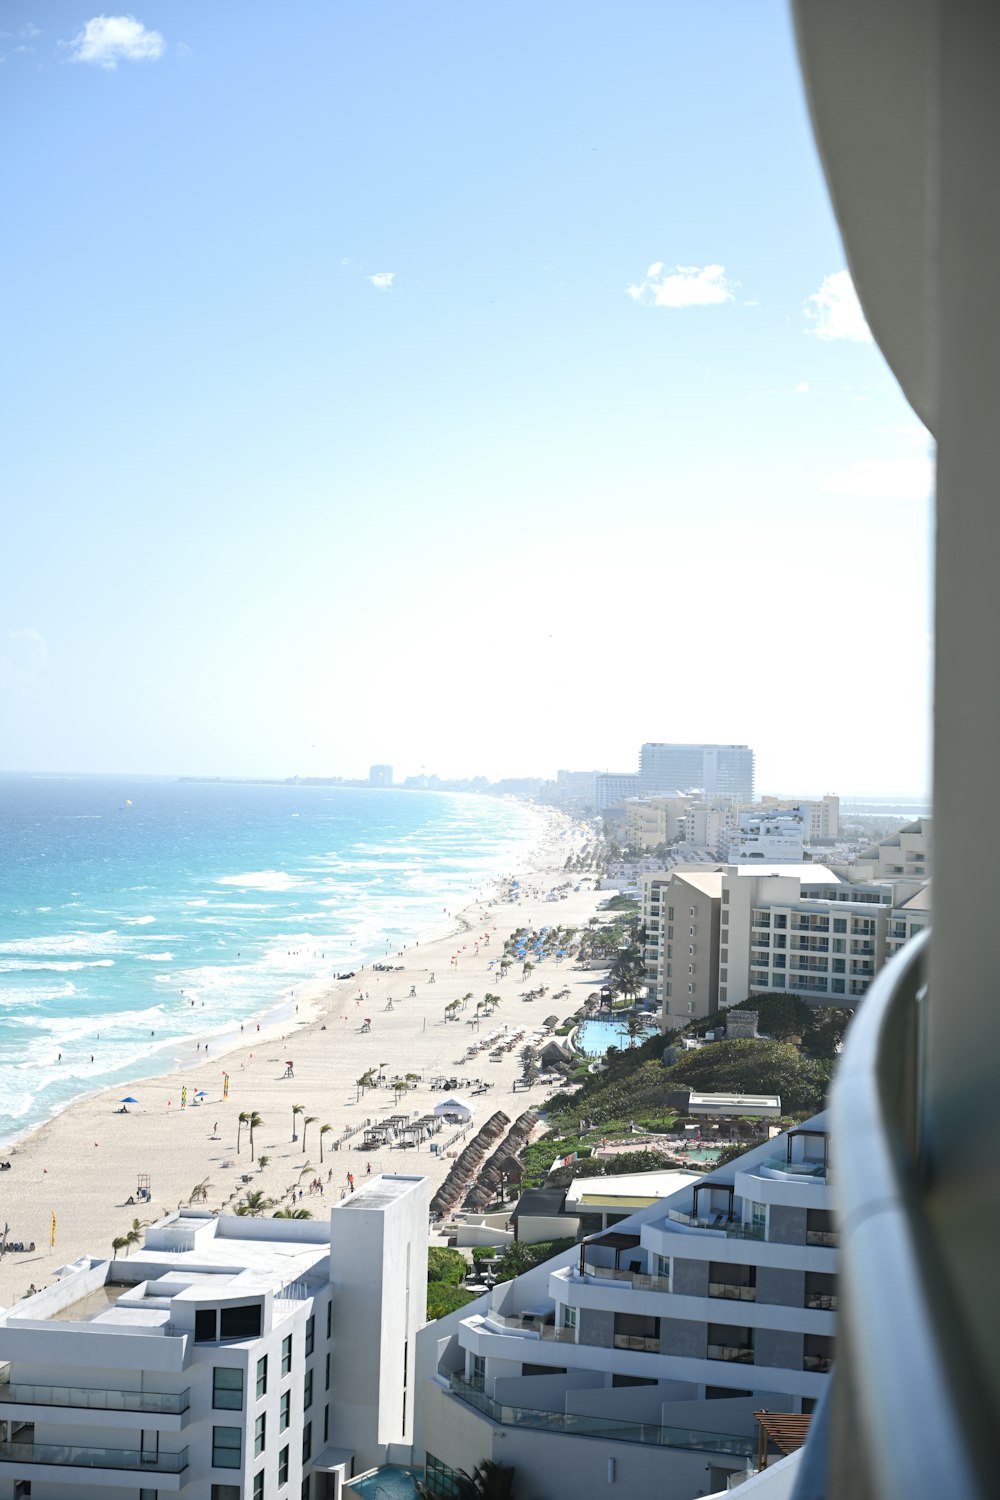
[433, 1096, 474, 1124]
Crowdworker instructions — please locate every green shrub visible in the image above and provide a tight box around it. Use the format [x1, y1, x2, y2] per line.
[427, 1246, 467, 1285]
[495, 1237, 577, 1282]
[471, 1245, 500, 1264]
[426, 1282, 476, 1320]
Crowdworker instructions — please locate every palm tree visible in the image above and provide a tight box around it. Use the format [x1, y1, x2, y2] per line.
[460, 991, 474, 1010]
[237, 1110, 250, 1153]
[302, 1115, 318, 1153]
[247, 1111, 263, 1161]
[189, 1178, 212, 1203]
[620, 1013, 650, 1048]
[111, 1235, 128, 1260]
[291, 1103, 304, 1141]
[124, 1217, 147, 1256]
[471, 1460, 515, 1500]
[484, 993, 501, 1014]
[319, 1123, 332, 1164]
[236, 1190, 270, 1217]
[257, 1155, 271, 1172]
[272, 1207, 314, 1219]
[522, 960, 534, 979]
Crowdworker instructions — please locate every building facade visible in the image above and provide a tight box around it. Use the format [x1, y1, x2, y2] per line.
[639, 744, 755, 802]
[642, 863, 932, 1022]
[414, 1120, 835, 1500]
[594, 773, 640, 813]
[0, 1174, 428, 1500]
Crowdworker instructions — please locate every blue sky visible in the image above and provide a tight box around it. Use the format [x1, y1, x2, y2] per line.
[0, 3, 932, 794]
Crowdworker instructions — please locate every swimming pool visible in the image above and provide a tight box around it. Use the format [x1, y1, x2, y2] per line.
[576, 1018, 658, 1055]
[684, 1147, 723, 1163]
[347, 1467, 422, 1500]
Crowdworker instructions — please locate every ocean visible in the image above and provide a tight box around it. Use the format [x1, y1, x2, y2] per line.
[0, 775, 542, 1145]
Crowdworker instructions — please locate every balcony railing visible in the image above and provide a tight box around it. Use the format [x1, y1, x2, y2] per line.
[708, 1282, 757, 1302]
[447, 1375, 754, 1457]
[0, 1441, 189, 1473]
[806, 1229, 839, 1248]
[483, 1312, 576, 1342]
[613, 1333, 660, 1351]
[707, 1343, 755, 1364]
[803, 1354, 833, 1373]
[757, 1154, 829, 1180]
[667, 1210, 766, 1241]
[0, 1372, 190, 1415]
[580, 1263, 671, 1292]
[805, 1292, 838, 1311]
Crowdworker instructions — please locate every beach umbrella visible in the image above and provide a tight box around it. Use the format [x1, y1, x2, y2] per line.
[120, 1096, 138, 1104]
[194, 1090, 208, 1097]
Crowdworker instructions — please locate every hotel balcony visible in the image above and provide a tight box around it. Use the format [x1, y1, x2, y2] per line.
[0, 1369, 190, 1425]
[445, 1374, 755, 1457]
[0, 1433, 189, 1490]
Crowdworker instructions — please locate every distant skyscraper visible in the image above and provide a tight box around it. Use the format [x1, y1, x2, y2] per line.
[638, 742, 754, 801]
[369, 764, 393, 787]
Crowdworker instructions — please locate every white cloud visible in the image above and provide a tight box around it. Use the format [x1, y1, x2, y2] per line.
[627, 263, 735, 309]
[793, 381, 810, 394]
[805, 270, 873, 342]
[66, 15, 165, 69]
[367, 272, 394, 290]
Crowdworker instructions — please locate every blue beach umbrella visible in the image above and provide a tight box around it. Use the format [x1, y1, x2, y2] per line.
[120, 1096, 138, 1104]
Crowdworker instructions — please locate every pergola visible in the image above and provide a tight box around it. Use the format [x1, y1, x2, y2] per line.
[578, 1230, 640, 1276]
[754, 1409, 813, 1470]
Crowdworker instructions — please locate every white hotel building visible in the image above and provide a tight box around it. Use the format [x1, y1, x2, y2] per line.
[0, 1174, 428, 1500]
[415, 1118, 834, 1500]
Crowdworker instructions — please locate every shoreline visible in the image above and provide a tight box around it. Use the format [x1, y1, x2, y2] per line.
[0, 808, 613, 1306]
[0, 794, 548, 1153]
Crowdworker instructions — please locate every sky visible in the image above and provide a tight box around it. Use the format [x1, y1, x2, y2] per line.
[0, 3, 933, 795]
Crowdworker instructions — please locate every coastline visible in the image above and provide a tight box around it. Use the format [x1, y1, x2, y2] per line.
[0, 789, 546, 1152]
[0, 806, 614, 1307]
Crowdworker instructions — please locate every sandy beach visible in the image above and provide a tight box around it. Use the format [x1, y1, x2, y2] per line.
[0, 809, 615, 1307]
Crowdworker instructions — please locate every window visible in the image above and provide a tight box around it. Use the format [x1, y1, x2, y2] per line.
[212, 1426, 242, 1470]
[253, 1472, 265, 1500]
[140, 1492, 158, 1500]
[561, 1304, 577, 1331]
[833, 917, 847, 933]
[668, 906, 674, 920]
[326, 1301, 332, 1339]
[221, 1304, 262, 1340]
[213, 1367, 244, 1411]
[302, 1420, 312, 1463]
[280, 1389, 291, 1431]
[689, 907, 696, 918]
[282, 1334, 292, 1376]
[279, 1446, 290, 1485]
[325, 1352, 331, 1392]
[196, 1308, 218, 1342]
[305, 1314, 315, 1356]
[255, 1412, 266, 1457]
[470, 1354, 485, 1391]
[301, 1482, 310, 1500]
[304, 1368, 313, 1410]
[212, 1488, 241, 1500]
[324, 1403, 329, 1442]
[256, 1355, 268, 1399]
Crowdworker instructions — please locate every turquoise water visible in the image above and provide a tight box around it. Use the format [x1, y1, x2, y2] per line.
[685, 1147, 723, 1163]
[348, 1467, 421, 1500]
[0, 775, 541, 1143]
[576, 1018, 658, 1055]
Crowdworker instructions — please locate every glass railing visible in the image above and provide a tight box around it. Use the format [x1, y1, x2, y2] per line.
[0, 1441, 189, 1472]
[708, 1282, 757, 1301]
[613, 1333, 660, 1351]
[805, 1292, 837, 1310]
[448, 1375, 754, 1457]
[806, 1229, 839, 1248]
[580, 1263, 671, 1292]
[707, 1343, 755, 1364]
[666, 1210, 766, 1241]
[755, 1154, 829, 1180]
[0, 1374, 189, 1414]
[483, 1312, 576, 1343]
